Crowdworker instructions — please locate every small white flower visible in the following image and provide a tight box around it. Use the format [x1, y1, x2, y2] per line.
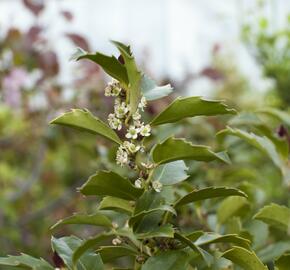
[152, 181, 163, 192]
[112, 237, 122, 245]
[132, 110, 141, 121]
[108, 113, 122, 130]
[123, 141, 141, 153]
[104, 80, 121, 97]
[138, 96, 147, 111]
[112, 222, 119, 229]
[134, 178, 143, 189]
[125, 126, 139, 139]
[139, 124, 151, 137]
[104, 84, 112, 96]
[114, 101, 129, 118]
[116, 147, 129, 166]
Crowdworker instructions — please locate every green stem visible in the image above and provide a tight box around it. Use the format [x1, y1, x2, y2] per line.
[134, 260, 142, 270]
[161, 211, 173, 226]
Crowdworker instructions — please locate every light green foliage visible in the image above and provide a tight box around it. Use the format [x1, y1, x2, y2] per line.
[152, 137, 231, 165]
[222, 246, 268, 270]
[50, 109, 122, 144]
[0, 254, 53, 269]
[141, 74, 173, 101]
[151, 96, 236, 126]
[254, 203, 290, 231]
[50, 212, 113, 230]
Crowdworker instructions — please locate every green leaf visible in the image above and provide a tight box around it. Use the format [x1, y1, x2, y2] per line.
[195, 233, 251, 249]
[257, 107, 290, 127]
[186, 231, 204, 242]
[0, 254, 53, 270]
[129, 205, 176, 229]
[218, 127, 284, 169]
[222, 246, 267, 270]
[51, 236, 104, 270]
[218, 196, 250, 225]
[99, 196, 134, 215]
[141, 250, 190, 270]
[275, 253, 290, 270]
[76, 49, 128, 85]
[80, 171, 143, 200]
[50, 109, 121, 144]
[50, 212, 113, 230]
[152, 137, 230, 165]
[141, 74, 173, 101]
[131, 190, 173, 233]
[134, 190, 164, 214]
[174, 232, 203, 256]
[174, 187, 247, 208]
[257, 242, 290, 263]
[152, 160, 188, 185]
[151, 96, 236, 126]
[96, 246, 138, 263]
[111, 41, 141, 114]
[72, 233, 112, 267]
[136, 224, 175, 239]
[254, 203, 290, 231]
[228, 112, 289, 160]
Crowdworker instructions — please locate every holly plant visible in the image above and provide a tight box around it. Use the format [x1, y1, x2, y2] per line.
[1, 41, 289, 270]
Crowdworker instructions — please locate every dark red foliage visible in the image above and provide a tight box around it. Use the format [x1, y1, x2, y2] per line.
[52, 252, 65, 268]
[23, 0, 45, 16]
[66, 33, 90, 51]
[61, 10, 74, 21]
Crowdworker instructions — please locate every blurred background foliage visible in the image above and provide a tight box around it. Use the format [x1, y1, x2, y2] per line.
[1, 0, 290, 268]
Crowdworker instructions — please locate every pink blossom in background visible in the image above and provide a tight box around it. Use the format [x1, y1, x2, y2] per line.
[2, 68, 28, 108]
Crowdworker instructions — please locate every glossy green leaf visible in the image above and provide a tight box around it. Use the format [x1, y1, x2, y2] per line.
[175, 187, 247, 208]
[152, 137, 230, 165]
[218, 196, 250, 225]
[80, 171, 143, 200]
[51, 212, 112, 230]
[50, 109, 122, 144]
[186, 231, 205, 242]
[152, 160, 189, 185]
[75, 48, 128, 85]
[129, 205, 176, 228]
[229, 112, 289, 160]
[51, 236, 104, 270]
[96, 246, 138, 263]
[275, 253, 290, 270]
[132, 191, 173, 233]
[141, 74, 173, 101]
[195, 233, 251, 249]
[257, 107, 290, 127]
[99, 196, 134, 215]
[174, 232, 203, 256]
[0, 254, 53, 270]
[218, 127, 284, 169]
[136, 224, 175, 239]
[133, 190, 163, 214]
[257, 242, 290, 263]
[141, 250, 190, 270]
[151, 96, 236, 126]
[222, 246, 267, 270]
[254, 203, 290, 231]
[112, 41, 141, 114]
[72, 233, 112, 267]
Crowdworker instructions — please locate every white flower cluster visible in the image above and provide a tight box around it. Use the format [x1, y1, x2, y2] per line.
[104, 80, 151, 167]
[104, 80, 122, 97]
[108, 100, 129, 131]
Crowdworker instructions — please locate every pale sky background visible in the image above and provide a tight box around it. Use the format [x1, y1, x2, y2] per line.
[0, 0, 289, 96]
